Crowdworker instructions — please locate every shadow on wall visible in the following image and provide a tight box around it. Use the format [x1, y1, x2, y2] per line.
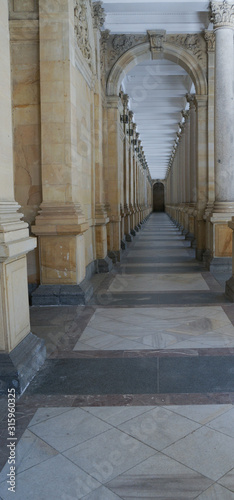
[153, 182, 165, 212]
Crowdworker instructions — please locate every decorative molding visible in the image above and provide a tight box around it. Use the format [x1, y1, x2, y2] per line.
[167, 34, 207, 67]
[100, 29, 110, 87]
[107, 34, 147, 70]
[74, 0, 93, 70]
[203, 30, 215, 52]
[147, 30, 166, 58]
[210, 0, 234, 28]
[186, 93, 196, 109]
[92, 1, 106, 30]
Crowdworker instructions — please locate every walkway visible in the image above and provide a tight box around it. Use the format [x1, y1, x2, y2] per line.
[1, 213, 234, 499]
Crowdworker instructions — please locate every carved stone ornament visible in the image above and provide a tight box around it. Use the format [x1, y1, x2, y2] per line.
[107, 34, 147, 70]
[92, 1, 106, 30]
[74, 0, 92, 69]
[167, 34, 206, 67]
[186, 93, 196, 109]
[147, 30, 166, 58]
[203, 30, 215, 51]
[100, 29, 110, 84]
[210, 0, 234, 28]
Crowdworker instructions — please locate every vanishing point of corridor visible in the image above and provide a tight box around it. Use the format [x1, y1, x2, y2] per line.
[1, 214, 234, 499]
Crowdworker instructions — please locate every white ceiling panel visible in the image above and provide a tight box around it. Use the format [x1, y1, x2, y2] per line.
[97, 0, 209, 179]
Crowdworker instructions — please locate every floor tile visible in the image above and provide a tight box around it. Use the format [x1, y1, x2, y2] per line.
[29, 407, 111, 452]
[106, 453, 212, 499]
[63, 428, 156, 483]
[164, 426, 234, 480]
[117, 407, 200, 451]
[207, 407, 234, 438]
[219, 468, 234, 492]
[163, 404, 233, 424]
[196, 483, 234, 499]
[109, 273, 209, 292]
[83, 406, 154, 426]
[0, 454, 101, 500]
[82, 486, 123, 500]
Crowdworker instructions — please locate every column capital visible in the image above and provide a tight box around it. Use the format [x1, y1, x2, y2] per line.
[210, 0, 234, 29]
[92, 1, 106, 30]
[186, 93, 196, 110]
[203, 30, 215, 51]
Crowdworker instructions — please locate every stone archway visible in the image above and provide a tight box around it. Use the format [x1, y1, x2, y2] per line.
[106, 39, 207, 97]
[153, 182, 165, 212]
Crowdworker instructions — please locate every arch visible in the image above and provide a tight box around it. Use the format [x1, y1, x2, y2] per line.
[153, 182, 165, 212]
[107, 41, 207, 96]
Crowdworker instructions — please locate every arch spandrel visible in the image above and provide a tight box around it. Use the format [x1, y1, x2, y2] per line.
[106, 41, 207, 96]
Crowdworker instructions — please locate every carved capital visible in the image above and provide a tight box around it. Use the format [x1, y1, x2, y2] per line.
[147, 30, 166, 59]
[210, 0, 234, 28]
[186, 93, 196, 110]
[92, 1, 106, 30]
[203, 30, 215, 51]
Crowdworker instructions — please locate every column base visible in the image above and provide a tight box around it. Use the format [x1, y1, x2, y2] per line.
[125, 233, 133, 242]
[0, 333, 46, 396]
[96, 256, 113, 273]
[130, 229, 136, 237]
[135, 225, 140, 232]
[204, 249, 232, 272]
[225, 277, 234, 302]
[185, 232, 194, 242]
[31, 280, 93, 306]
[108, 250, 122, 264]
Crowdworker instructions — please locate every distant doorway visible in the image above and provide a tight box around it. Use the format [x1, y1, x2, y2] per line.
[153, 182, 165, 212]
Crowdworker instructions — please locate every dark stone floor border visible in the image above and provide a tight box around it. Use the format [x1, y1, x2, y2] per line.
[49, 347, 234, 359]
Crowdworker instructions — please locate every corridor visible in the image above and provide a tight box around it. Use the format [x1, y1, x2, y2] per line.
[1, 213, 234, 499]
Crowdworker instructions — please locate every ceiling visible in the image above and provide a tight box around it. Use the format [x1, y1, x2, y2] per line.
[99, 0, 211, 179]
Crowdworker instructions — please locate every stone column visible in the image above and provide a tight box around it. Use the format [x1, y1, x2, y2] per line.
[92, 8, 112, 273]
[0, 1, 45, 394]
[208, 1, 234, 277]
[194, 95, 208, 260]
[32, 0, 92, 304]
[186, 94, 197, 243]
[202, 31, 216, 264]
[122, 95, 132, 243]
[104, 95, 123, 261]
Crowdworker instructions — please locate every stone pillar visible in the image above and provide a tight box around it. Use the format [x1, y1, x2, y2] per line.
[92, 10, 112, 273]
[186, 94, 197, 243]
[194, 95, 208, 260]
[202, 31, 215, 264]
[209, 1, 234, 277]
[104, 95, 123, 261]
[122, 95, 132, 243]
[32, 0, 93, 304]
[0, 1, 45, 394]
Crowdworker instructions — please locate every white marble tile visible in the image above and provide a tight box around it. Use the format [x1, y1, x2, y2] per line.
[106, 453, 212, 499]
[163, 405, 233, 425]
[82, 486, 123, 500]
[63, 428, 156, 483]
[29, 408, 111, 452]
[108, 273, 209, 292]
[117, 407, 200, 451]
[0, 429, 58, 482]
[0, 454, 101, 500]
[219, 469, 234, 492]
[83, 406, 154, 426]
[197, 483, 234, 499]
[207, 408, 234, 438]
[164, 426, 234, 480]
[74, 306, 234, 351]
[28, 407, 73, 427]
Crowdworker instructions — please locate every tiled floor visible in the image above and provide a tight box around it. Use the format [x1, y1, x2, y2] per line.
[1, 213, 234, 499]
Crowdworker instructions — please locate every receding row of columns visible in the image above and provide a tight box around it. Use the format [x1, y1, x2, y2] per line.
[166, 0, 234, 299]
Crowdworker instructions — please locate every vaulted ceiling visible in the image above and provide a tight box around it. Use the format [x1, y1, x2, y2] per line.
[99, 0, 211, 180]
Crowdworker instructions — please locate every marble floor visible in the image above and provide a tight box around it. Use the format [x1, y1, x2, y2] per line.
[1, 213, 234, 499]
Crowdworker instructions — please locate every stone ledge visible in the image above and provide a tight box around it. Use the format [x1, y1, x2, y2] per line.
[0, 333, 46, 396]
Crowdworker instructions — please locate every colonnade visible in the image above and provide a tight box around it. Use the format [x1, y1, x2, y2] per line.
[166, 0, 234, 288]
[104, 91, 152, 262]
